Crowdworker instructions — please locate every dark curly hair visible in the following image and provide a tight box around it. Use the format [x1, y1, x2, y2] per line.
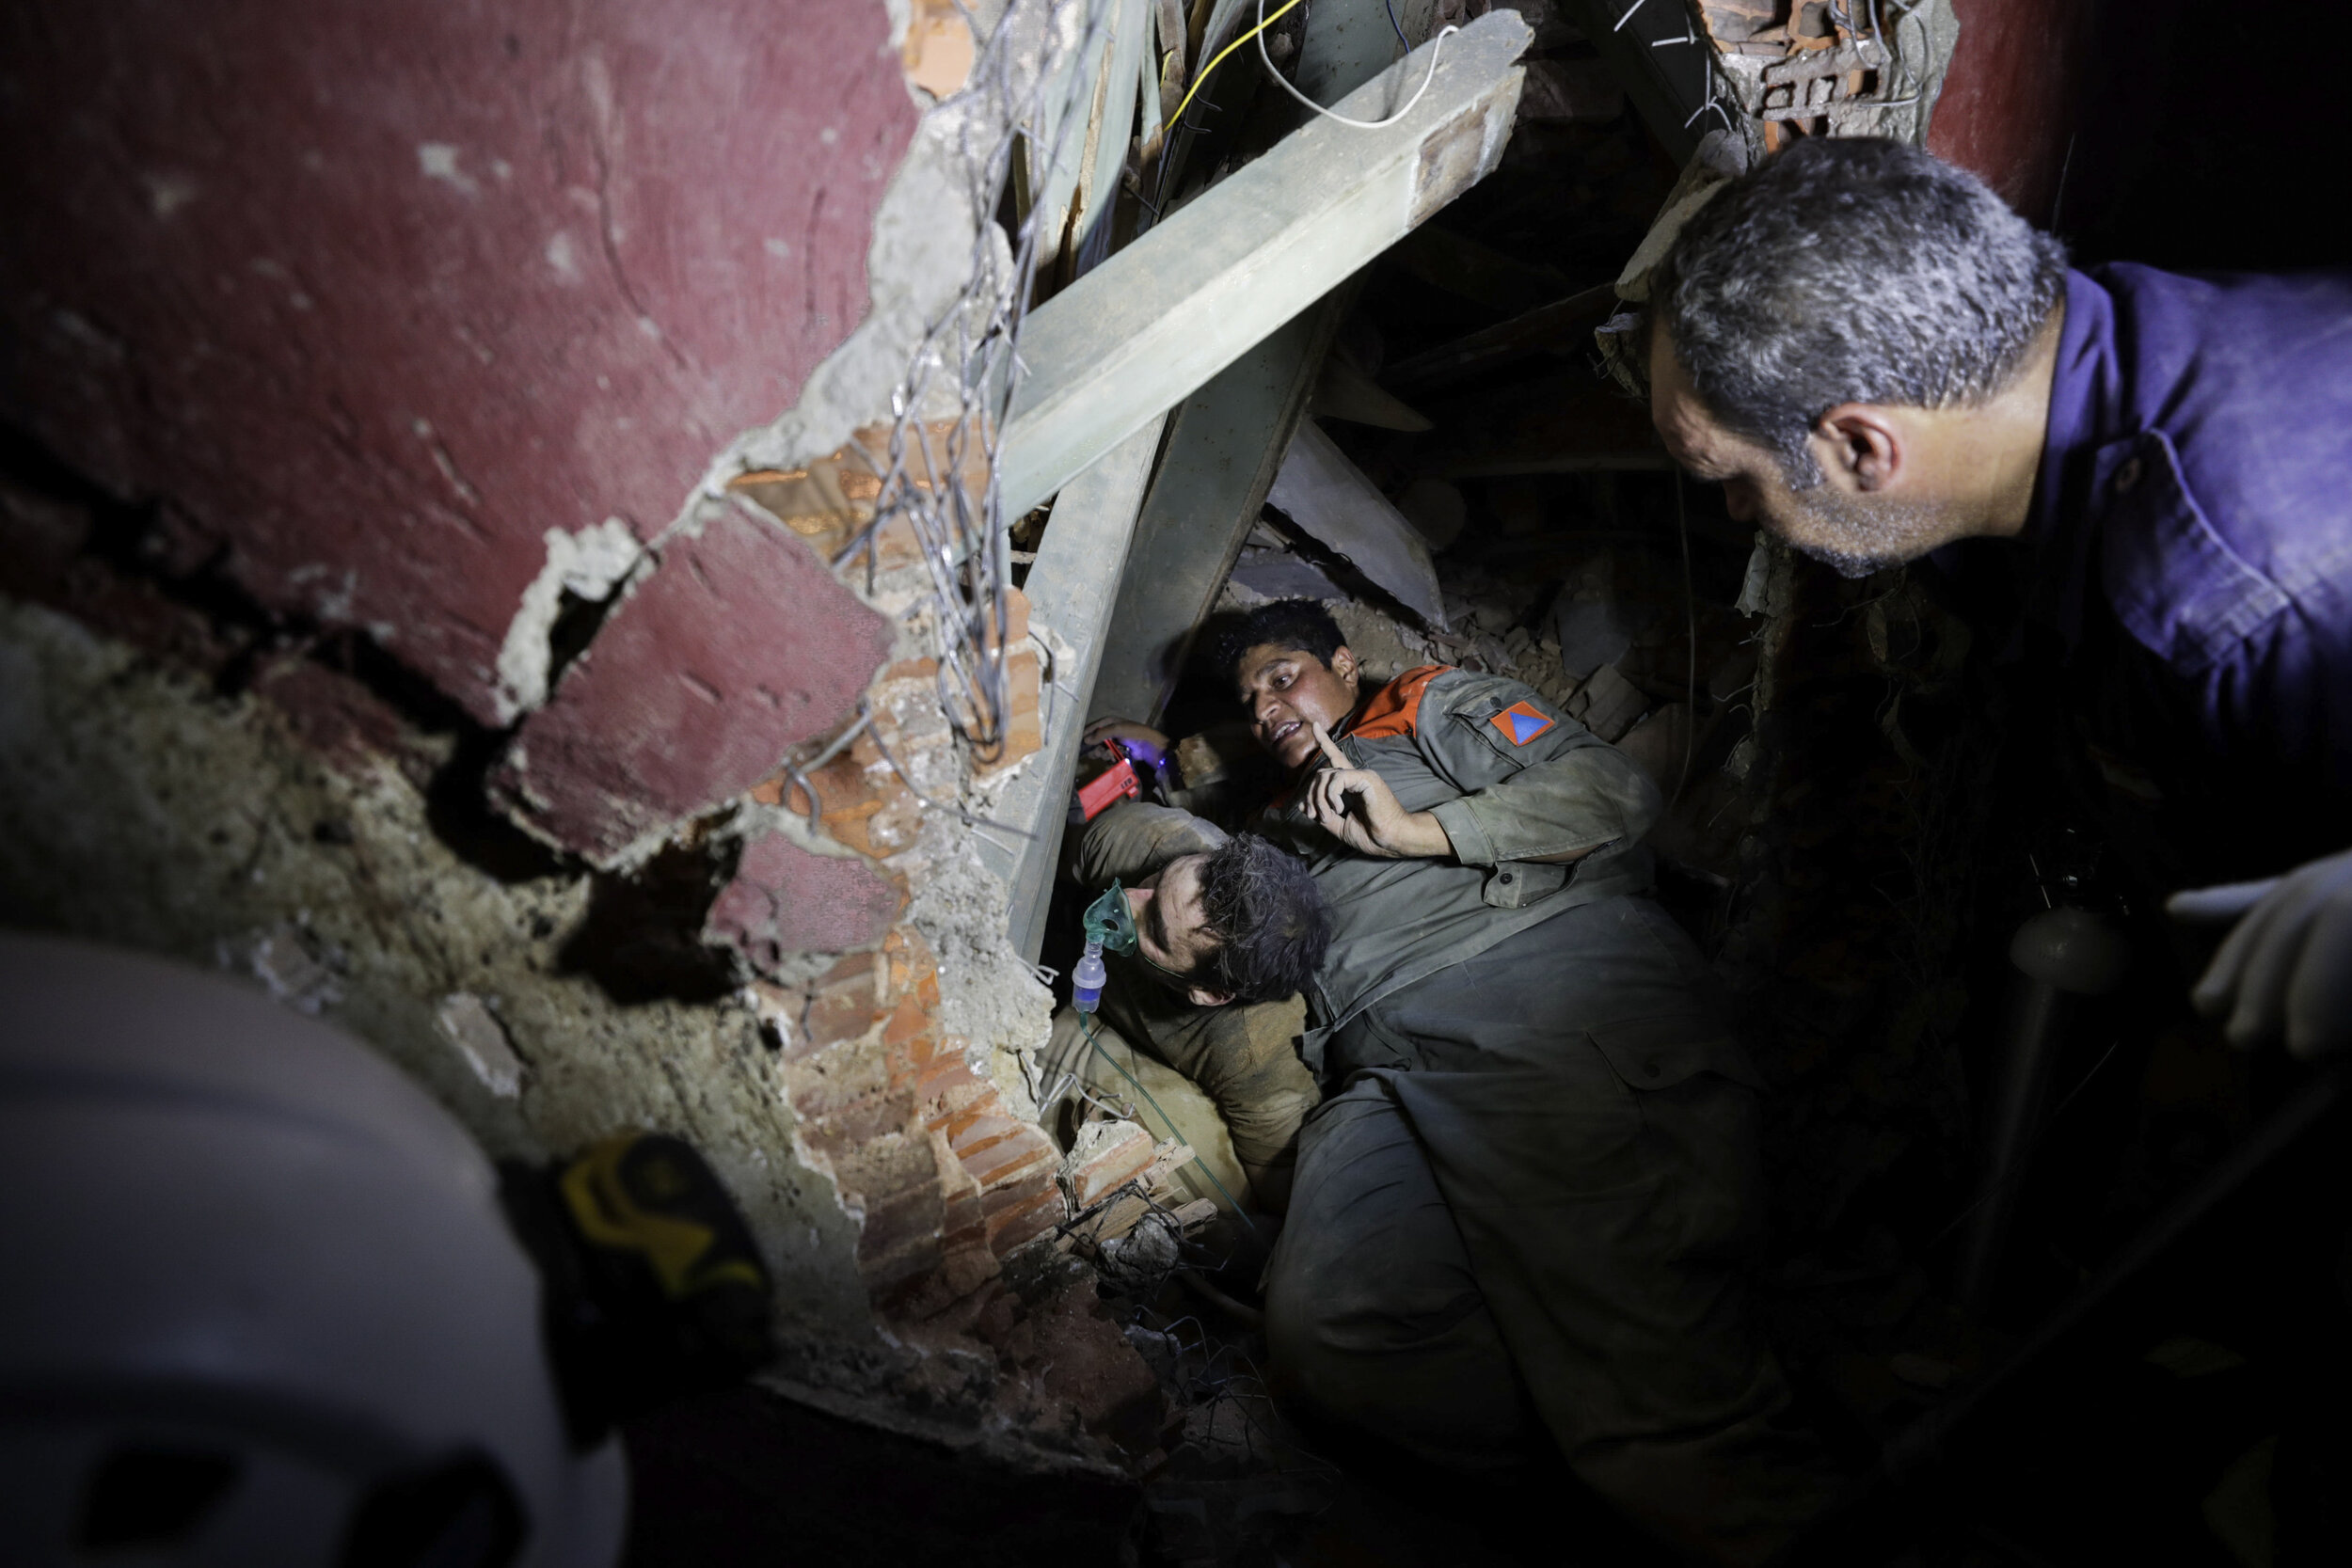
[1194, 833, 1330, 1004]
[1209, 599, 1346, 690]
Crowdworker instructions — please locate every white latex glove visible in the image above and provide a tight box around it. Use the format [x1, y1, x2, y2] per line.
[2168, 846, 2352, 1058]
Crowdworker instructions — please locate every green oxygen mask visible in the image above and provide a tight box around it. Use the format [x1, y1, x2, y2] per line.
[1082, 881, 1139, 955]
[1073, 880, 1136, 1012]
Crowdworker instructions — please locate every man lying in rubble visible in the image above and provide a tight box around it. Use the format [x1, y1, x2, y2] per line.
[1645, 135, 2352, 1062]
[1076, 600, 1837, 1565]
[1045, 820, 1332, 1213]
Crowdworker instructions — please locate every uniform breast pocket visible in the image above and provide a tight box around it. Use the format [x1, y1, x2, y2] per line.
[1586, 1015, 1768, 1094]
[1480, 860, 1566, 908]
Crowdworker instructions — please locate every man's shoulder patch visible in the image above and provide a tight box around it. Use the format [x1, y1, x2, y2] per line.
[1489, 700, 1555, 746]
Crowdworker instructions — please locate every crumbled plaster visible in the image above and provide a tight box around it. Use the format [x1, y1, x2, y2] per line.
[437, 991, 527, 1099]
[717, 110, 979, 481]
[0, 0, 1132, 1472]
[716, 0, 1054, 483]
[902, 817, 1055, 1119]
[233, 919, 349, 1015]
[711, 0, 1073, 1154]
[492, 517, 646, 722]
[0, 594, 874, 1350]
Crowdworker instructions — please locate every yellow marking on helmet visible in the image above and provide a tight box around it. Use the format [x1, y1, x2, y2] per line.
[560, 1134, 766, 1300]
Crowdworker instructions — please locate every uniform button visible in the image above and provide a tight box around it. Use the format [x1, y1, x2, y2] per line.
[2113, 456, 2143, 494]
[1498, 871, 1514, 885]
[1644, 1061, 1662, 1081]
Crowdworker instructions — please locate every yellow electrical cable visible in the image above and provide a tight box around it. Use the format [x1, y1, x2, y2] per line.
[1167, 0, 1306, 135]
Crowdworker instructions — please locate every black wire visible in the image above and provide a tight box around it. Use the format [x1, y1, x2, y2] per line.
[1383, 0, 1409, 48]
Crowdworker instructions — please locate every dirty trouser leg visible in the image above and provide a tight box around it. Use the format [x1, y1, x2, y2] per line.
[1035, 1008, 1255, 1212]
[1263, 1073, 1544, 1473]
[1094, 981, 1320, 1212]
[1269, 899, 1843, 1564]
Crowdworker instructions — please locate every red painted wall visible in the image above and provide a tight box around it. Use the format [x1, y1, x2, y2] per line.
[0, 1, 916, 725]
[1927, 0, 2097, 225]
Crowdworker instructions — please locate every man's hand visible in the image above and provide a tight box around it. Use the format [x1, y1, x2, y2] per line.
[1081, 717, 1168, 756]
[1304, 722, 1451, 859]
[2168, 846, 2352, 1058]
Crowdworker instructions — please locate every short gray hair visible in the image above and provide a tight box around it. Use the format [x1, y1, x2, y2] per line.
[1656, 137, 2068, 483]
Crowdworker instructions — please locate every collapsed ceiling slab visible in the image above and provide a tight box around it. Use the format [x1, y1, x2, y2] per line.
[1265, 420, 1447, 627]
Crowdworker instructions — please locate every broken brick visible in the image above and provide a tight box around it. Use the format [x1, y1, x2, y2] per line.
[986, 1183, 1072, 1258]
[703, 829, 902, 972]
[492, 499, 894, 866]
[1060, 1118, 1157, 1210]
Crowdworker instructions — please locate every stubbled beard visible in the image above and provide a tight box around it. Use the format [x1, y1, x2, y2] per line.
[1782, 486, 1948, 579]
[1799, 540, 1904, 579]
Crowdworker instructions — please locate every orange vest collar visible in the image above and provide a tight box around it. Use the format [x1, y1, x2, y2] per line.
[1339, 665, 1451, 743]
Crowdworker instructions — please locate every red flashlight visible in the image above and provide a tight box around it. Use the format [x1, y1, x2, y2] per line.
[1076, 755, 1142, 822]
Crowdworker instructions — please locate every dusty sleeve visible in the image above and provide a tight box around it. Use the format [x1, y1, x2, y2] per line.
[1072, 800, 1228, 888]
[1416, 676, 1662, 867]
[1100, 982, 1319, 1212]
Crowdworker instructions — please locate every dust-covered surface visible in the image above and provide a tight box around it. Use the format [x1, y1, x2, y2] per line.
[902, 811, 1057, 1120]
[0, 594, 877, 1350]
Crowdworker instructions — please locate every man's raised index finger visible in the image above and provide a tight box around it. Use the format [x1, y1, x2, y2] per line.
[1310, 721, 1350, 771]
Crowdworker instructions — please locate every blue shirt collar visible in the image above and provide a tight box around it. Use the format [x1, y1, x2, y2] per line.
[2028, 268, 2120, 545]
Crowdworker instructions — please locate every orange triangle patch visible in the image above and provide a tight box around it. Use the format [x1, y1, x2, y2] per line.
[1490, 701, 1554, 746]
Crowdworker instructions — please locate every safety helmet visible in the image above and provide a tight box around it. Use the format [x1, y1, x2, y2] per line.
[0, 932, 627, 1567]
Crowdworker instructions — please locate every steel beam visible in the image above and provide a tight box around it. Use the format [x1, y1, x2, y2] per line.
[995, 9, 1531, 516]
[978, 417, 1168, 960]
[1088, 297, 1343, 729]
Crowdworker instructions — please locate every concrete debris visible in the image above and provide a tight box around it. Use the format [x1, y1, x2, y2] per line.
[1310, 355, 1433, 432]
[1736, 531, 1774, 615]
[899, 0, 976, 100]
[1136, 1137, 1197, 1193]
[234, 922, 345, 1016]
[1230, 540, 1344, 602]
[1550, 591, 1636, 680]
[493, 517, 645, 723]
[1173, 726, 1260, 793]
[1323, 598, 1446, 686]
[0, 594, 876, 1356]
[491, 496, 894, 869]
[703, 825, 904, 974]
[436, 991, 526, 1099]
[1497, 0, 1582, 52]
[1061, 1117, 1157, 1210]
[1094, 1207, 1184, 1296]
[1612, 130, 1750, 306]
[1064, 1190, 1154, 1253]
[1059, 1136, 1205, 1256]
[1568, 661, 1649, 743]
[1265, 422, 1447, 627]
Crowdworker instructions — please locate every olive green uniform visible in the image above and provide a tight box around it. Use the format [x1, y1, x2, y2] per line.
[1071, 803, 1320, 1210]
[1079, 669, 1835, 1561]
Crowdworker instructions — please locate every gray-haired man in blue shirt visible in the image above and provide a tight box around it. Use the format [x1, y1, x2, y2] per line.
[1647, 135, 2352, 1061]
